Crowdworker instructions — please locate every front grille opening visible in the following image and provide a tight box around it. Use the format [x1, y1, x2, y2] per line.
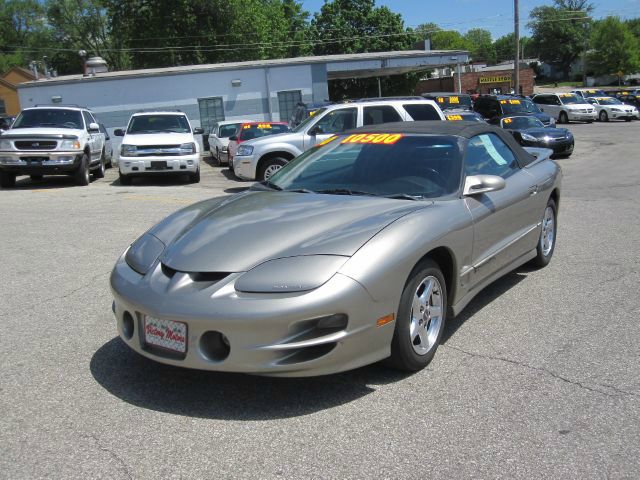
[277, 343, 337, 365]
[189, 272, 230, 283]
[199, 331, 230, 362]
[286, 314, 348, 343]
[161, 263, 177, 279]
[15, 141, 57, 150]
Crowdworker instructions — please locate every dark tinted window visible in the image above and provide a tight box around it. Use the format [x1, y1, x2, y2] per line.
[465, 133, 519, 178]
[82, 111, 94, 129]
[313, 108, 357, 134]
[403, 104, 441, 121]
[127, 115, 191, 134]
[13, 109, 83, 129]
[218, 123, 241, 138]
[363, 105, 403, 125]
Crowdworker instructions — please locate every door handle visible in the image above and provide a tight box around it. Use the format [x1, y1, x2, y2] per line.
[528, 185, 538, 196]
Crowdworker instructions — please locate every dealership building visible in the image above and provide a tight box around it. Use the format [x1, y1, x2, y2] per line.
[17, 50, 469, 137]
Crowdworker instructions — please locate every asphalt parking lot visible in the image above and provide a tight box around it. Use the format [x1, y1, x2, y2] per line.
[1, 122, 639, 479]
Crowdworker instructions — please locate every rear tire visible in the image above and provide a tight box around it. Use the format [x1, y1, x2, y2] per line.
[0, 171, 16, 188]
[93, 156, 105, 179]
[258, 157, 287, 181]
[530, 198, 557, 268]
[559, 111, 569, 124]
[75, 153, 90, 186]
[387, 259, 447, 372]
[119, 170, 132, 185]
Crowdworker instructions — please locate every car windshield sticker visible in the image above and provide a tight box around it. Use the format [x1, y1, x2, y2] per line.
[449, 96, 460, 103]
[341, 133, 403, 145]
[257, 123, 272, 129]
[560, 93, 574, 97]
[501, 99, 521, 105]
[503, 118, 513, 124]
[446, 114, 463, 121]
[309, 110, 319, 117]
[316, 135, 338, 147]
[479, 135, 508, 165]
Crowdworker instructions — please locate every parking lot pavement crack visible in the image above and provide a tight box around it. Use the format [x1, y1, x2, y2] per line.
[443, 345, 636, 399]
[83, 433, 133, 480]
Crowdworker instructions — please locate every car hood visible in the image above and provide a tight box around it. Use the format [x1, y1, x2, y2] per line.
[520, 127, 569, 138]
[4, 127, 85, 137]
[242, 131, 299, 147]
[154, 191, 429, 272]
[123, 132, 194, 145]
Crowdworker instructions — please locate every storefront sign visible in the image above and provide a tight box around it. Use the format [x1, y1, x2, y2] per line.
[479, 75, 512, 84]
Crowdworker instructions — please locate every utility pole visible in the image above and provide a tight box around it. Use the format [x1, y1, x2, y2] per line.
[514, 0, 520, 94]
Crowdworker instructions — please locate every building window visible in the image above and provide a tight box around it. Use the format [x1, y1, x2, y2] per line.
[277, 90, 302, 124]
[0, 98, 5, 115]
[198, 97, 225, 135]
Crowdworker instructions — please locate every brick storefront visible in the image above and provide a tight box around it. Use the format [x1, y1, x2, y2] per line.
[416, 67, 535, 96]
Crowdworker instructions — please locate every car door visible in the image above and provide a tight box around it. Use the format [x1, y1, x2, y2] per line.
[464, 132, 541, 287]
[82, 111, 102, 161]
[303, 107, 357, 149]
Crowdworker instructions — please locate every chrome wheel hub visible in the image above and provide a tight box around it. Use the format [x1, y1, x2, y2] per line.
[540, 206, 555, 256]
[409, 276, 443, 355]
[264, 164, 282, 179]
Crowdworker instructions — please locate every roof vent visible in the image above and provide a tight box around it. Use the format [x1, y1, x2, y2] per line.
[85, 56, 108, 74]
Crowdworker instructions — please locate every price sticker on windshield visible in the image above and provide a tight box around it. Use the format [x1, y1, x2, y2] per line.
[341, 133, 403, 145]
[446, 114, 463, 121]
[449, 96, 460, 103]
[257, 123, 272, 129]
[503, 118, 513, 124]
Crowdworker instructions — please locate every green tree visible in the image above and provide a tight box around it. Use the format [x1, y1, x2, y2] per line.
[494, 33, 534, 63]
[430, 30, 470, 51]
[528, 0, 593, 79]
[464, 28, 496, 63]
[588, 16, 640, 77]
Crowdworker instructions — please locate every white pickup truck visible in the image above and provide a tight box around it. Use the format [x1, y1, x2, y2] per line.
[0, 105, 106, 188]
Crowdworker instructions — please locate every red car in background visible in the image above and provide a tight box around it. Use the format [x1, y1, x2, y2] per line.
[228, 121, 290, 173]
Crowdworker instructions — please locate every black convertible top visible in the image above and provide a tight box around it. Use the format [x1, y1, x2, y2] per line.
[346, 121, 537, 166]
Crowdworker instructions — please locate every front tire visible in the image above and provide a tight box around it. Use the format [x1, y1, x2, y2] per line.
[189, 167, 200, 183]
[75, 153, 90, 186]
[559, 111, 569, 124]
[388, 259, 447, 372]
[530, 198, 557, 268]
[258, 157, 287, 181]
[599, 110, 609, 122]
[0, 171, 16, 188]
[119, 170, 132, 185]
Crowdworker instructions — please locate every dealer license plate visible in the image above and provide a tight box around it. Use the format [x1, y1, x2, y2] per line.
[144, 316, 187, 353]
[150, 161, 167, 170]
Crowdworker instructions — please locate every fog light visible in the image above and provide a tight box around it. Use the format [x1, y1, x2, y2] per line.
[187, 160, 194, 165]
[122, 311, 134, 340]
[199, 331, 230, 362]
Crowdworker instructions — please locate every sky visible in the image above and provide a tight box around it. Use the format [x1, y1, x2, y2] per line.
[300, 0, 640, 39]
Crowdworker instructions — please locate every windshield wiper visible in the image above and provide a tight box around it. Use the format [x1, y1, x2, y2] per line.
[315, 188, 377, 196]
[252, 180, 282, 191]
[384, 193, 423, 201]
[285, 188, 315, 194]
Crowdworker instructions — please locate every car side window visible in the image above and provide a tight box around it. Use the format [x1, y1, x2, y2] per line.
[402, 104, 441, 121]
[363, 105, 402, 125]
[312, 108, 357, 134]
[465, 133, 520, 179]
[82, 111, 93, 129]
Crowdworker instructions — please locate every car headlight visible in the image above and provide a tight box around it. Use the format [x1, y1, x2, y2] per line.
[125, 233, 165, 275]
[235, 255, 348, 293]
[60, 139, 81, 149]
[121, 144, 137, 156]
[221, 146, 228, 152]
[0, 139, 12, 150]
[610, 108, 621, 112]
[521, 132, 538, 142]
[179, 142, 196, 155]
[236, 145, 254, 156]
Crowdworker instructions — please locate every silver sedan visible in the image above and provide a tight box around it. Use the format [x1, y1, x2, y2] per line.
[110, 121, 561, 377]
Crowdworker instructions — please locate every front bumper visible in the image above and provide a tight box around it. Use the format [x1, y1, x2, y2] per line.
[522, 138, 574, 156]
[0, 151, 82, 174]
[233, 154, 257, 180]
[567, 111, 596, 122]
[608, 110, 636, 120]
[110, 254, 394, 377]
[119, 154, 200, 175]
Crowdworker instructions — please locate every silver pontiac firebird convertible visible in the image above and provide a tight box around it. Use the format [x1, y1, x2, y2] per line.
[111, 122, 561, 377]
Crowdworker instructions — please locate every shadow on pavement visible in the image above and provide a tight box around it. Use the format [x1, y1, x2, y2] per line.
[2, 174, 98, 190]
[90, 337, 410, 419]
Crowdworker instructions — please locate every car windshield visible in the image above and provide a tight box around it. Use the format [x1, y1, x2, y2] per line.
[264, 133, 463, 199]
[502, 116, 544, 129]
[581, 90, 605, 97]
[238, 123, 290, 141]
[292, 107, 328, 133]
[435, 95, 472, 110]
[127, 114, 190, 134]
[219, 124, 240, 138]
[500, 98, 540, 114]
[596, 97, 622, 105]
[12, 109, 83, 129]
[558, 94, 584, 105]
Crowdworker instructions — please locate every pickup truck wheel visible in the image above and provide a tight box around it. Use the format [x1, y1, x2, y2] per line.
[75, 154, 90, 186]
[94, 156, 105, 179]
[30, 174, 43, 181]
[258, 157, 287, 181]
[0, 171, 16, 188]
[119, 170, 132, 185]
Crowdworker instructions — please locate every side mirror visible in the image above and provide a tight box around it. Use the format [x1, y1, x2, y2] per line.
[88, 122, 100, 133]
[114, 129, 125, 137]
[463, 174, 506, 196]
[228, 135, 238, 142]
[193, 127, 204, 134]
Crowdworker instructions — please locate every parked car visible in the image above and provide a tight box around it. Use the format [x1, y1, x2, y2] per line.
[289, 101, 334, 129]
[99, 123, 113, 167]
[111, 121, 561, 376]
[115, 111, 203, 185]
[421, 92, 474, 112]
[232, 98, 446, 181]
[473, 95, 555, 126]
[531, 93, 597, 123]
[0, 115, 16, 132]
[228, 122, 290, 173]
[500, 115, 574, 157]
[618, 93, 640, 112]
[445, 112, 485, 122]
[208, 121, 247, 165]
[585, 96, 638, 122]
[0, 105, 106, 188]
[570, 89, 606, 99]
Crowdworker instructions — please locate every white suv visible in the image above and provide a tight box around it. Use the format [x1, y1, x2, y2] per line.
[531, 93, 597, 123]
[232, 98, 446, 181]
[115, 111, 203, 185]
[0, 105, 106, 188]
